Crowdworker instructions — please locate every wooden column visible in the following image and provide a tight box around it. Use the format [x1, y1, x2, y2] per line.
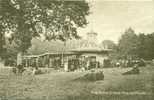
[49, 57, 53, 68]
[25, 59, 28, 67]
[36, 57, 39, 67]
[17, 52, 22, 65]
[64, 56, 68, 71]
[43, 56, 46, 67]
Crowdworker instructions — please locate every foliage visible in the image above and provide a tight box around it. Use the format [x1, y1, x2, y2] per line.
[0, 22, 6, 58]
[118, 28, 139, 59]
[100, 40, 119, 60]
[137, 33, 154, 60]
[117, 28, 154, 60]
[0, 0, 90, 53]
[103, 59, 112, 68]
[101, 40, 116, 49]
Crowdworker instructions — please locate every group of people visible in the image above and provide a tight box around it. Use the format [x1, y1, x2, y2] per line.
[115, 59, 145, 68]
[12, 64, 39, 75]
[114, 59, 145, 75]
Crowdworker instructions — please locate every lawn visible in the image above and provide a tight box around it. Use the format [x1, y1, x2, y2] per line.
[0, 64, 154, 100]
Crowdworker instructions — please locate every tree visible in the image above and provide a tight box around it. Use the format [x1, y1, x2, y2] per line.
[118, 28, 139, 59]
[0, 29, 5, 58]
[0, 19, 6, 59]
[101, 40, 116, 49]
[100, 40, 119, 60]
[137, 33, 146, 59]
[0, 0, 90, 64]
[137, 33, 154, 60]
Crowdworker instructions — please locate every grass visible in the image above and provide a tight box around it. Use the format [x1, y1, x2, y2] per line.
[0, 64, 154, 100]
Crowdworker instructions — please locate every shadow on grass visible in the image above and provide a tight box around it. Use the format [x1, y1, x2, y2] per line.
[73, 70, 104, 82]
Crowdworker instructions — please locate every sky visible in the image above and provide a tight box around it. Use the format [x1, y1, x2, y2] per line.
[78, 0, 154, 43]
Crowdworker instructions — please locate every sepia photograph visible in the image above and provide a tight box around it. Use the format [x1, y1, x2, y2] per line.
[0, 0, 154, 100]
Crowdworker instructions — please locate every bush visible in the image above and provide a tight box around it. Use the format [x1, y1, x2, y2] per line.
[103, 59, 111, 68]
[4, 59, 16, 66]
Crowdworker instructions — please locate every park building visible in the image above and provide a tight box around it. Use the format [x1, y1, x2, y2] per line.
[22, 31, 111, 71]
